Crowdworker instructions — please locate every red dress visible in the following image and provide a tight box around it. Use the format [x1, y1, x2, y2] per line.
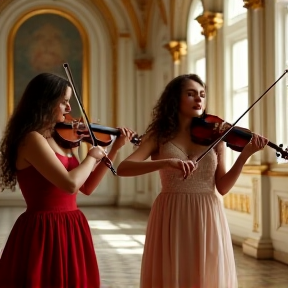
[0, 153, 100, 288]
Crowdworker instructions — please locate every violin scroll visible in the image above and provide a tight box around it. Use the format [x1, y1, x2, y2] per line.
[276, 144, 288, 163]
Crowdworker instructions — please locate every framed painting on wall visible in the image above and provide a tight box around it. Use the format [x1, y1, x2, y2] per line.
[8, 9, 89, 117]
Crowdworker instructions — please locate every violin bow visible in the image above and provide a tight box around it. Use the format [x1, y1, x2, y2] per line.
[196, 69, 288, 163]
[63, 63, 117, 175]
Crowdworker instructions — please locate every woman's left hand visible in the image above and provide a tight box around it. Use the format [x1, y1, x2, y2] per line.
[112, 127, 136, 150]
[241, 133, 268, 157]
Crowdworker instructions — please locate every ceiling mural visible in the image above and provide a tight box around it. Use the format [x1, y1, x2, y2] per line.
[0, 0, 194, 52]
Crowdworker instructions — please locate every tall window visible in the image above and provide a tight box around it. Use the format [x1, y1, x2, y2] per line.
[275, 1, 288, 151]
[224, 1, 248, 165]
[232, 39, 248, 128]
[187, 0, 205, 82]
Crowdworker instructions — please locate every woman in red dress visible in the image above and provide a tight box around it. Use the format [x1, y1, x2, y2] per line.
[0, 73, 134, 288]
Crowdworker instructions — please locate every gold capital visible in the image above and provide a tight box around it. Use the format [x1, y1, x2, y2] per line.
[163, 41, 187, 63]
[196, 11, 223, 40]
[134, 59, 153, 70]
[243, 0, 264, 9]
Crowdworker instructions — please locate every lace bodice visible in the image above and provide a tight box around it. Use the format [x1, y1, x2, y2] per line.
[158, 141, 218, 194]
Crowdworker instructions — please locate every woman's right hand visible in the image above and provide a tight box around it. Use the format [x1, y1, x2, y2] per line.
[88, 146, 107, 162]
[167, 158, 197, 179]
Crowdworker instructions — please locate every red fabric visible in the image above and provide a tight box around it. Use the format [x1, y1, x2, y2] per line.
[0, 153, 100, 288]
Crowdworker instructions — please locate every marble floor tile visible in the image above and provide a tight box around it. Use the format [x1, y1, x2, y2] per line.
[0, 206, 287, 288]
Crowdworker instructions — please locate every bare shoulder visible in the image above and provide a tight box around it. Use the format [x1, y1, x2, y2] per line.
[17, 131, 50, 169]
[140, 132, 159, 152]
[126, 132, 159, 161]
[22, 131, 44, 145]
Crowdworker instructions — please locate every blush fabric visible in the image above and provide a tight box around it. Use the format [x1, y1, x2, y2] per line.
[140, 142, 238, 288]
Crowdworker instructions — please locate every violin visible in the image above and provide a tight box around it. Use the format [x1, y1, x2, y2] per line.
[190, 113, 288, 160]
[54, 114, 142, 149]
[62, 63, 117, 175]
[192, 69, 288, 163]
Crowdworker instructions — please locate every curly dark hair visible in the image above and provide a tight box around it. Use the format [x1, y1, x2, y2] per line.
[0, 73, 71, 191]
[145, 74, 206, 145]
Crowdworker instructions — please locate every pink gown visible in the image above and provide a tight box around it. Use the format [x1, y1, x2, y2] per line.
[0, 153, 100, 288]
[140, 142, 238, 288]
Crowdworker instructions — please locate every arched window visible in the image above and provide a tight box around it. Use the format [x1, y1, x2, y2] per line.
[275, 0, 288, 151]
[224, 0, 248, 164]
[187, 0, 205, 81]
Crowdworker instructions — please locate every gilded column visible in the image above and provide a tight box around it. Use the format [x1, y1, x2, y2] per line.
[195, 11, 224, 116]
[241, 0, 275, 260]
[163, 41, 187, 77]
[196, 11, 223, 41]
[243, 0, 264, 9]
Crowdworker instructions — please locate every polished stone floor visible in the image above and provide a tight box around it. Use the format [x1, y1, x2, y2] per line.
[0, 206, 288, 288]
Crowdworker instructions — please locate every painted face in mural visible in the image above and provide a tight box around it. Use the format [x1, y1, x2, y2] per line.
[28, 23, 66, 72]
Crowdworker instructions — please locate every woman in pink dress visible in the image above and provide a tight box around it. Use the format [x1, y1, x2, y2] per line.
[0, 73, 134, 288]
[117, 74, 268, 288]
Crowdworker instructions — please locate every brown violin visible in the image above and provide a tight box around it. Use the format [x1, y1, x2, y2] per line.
[54, 114, 142, 149]
[62, 63, 117, 175]
[192, 69, 288, 163]
[190, 113, 288, 161]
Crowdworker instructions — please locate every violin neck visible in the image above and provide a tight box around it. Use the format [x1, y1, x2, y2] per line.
[267, 141, 283, 152]
[90, 124, 120, 136]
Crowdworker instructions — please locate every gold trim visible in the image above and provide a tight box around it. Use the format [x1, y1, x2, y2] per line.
[134, 59, 153, 70]
[224, 192, 251, 213]
[121, 0, 144, 49]
[243, 0, 264, 9]
[265, 170, 288, 177]
[196, 11, 223, 40]
[170, 0, 175, 39]
[242, 165, 269, 175]
[252, 178, 259, 232]
[279, 198, 288, 226]
[119, 33, 131, 38]
[7, 8, 89, 116]
[157, 0, 168, 25]
[163, 41, 187, 63]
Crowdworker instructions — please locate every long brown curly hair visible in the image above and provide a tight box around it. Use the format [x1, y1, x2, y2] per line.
[145, 74, 206, 145]
[0, 73, 71, 191]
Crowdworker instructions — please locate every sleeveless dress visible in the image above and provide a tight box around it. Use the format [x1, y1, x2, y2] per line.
[0, 153, 100, 288]
[140, 142, 238, 288]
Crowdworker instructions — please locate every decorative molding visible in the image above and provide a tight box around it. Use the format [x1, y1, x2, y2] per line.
[119, 32, 131, 38]
[279, 198, 288, 226]
[242, 165, 269, 175]
[252, 178, 259, 232]
[223, 192, 251, 214]
[243, 0, 264, 9]
[134, 58, 153, 70]
[121, 0, 153, 50]
[163, 41, 187, 63]
[0, 0, 11, 13]
[170, 0, 175, 39]
[196, 11, 223, 40]
[156, 0, 167, 25]
[265, 170, 288, 177]
[243, 238, 274, 259]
